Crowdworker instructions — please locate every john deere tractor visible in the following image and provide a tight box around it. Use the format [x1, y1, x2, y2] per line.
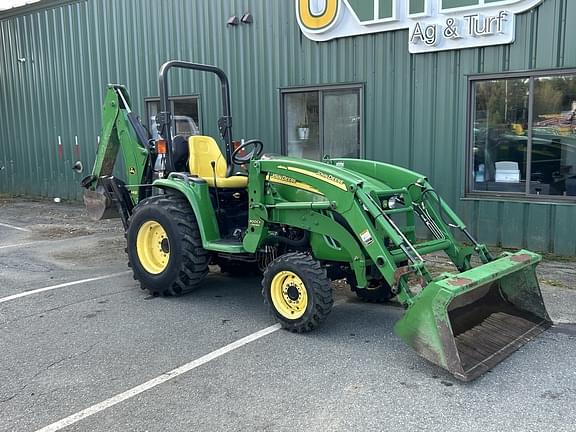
[82, 61, 551, 381]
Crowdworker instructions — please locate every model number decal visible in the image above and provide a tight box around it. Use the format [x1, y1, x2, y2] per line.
[360, 229, 374, 246]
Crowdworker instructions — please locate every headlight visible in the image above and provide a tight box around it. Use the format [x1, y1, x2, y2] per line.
[384, 196, 399, 209]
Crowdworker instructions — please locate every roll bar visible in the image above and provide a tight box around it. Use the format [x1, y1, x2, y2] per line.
[157, 60, 234, 176]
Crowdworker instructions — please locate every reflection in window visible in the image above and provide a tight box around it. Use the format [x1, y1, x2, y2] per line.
[146, 97, 200, 140]
[284, 92, 321, 160]
[472, 78, 529, 193]
[283, 87, 362, 160]
[324, 90, 361, 158]
[532, 76, 576, 196]
[470, 73, 576, 198]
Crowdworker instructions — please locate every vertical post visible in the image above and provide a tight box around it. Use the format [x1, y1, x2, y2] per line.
[525, 77, 535, 195]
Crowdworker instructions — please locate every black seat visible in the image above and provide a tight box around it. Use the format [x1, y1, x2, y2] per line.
[172, 135, 190, 172]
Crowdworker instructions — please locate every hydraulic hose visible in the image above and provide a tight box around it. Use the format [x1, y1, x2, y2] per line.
[264, 231, 310, 248]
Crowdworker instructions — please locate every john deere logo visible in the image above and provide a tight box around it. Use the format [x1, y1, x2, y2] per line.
[296, 0, 543, 53]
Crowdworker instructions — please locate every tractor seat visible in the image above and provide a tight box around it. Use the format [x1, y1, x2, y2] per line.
[172, 135, 190, 172]
[188, 136, 247, 188]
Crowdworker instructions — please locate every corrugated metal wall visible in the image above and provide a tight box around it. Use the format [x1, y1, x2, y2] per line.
[1, 0, 575, 254]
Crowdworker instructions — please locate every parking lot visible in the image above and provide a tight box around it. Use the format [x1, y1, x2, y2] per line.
[1, 197, 576, 432]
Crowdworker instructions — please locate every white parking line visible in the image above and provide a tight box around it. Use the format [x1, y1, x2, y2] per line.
[0, 222, 30, 232]
[35, 323, 282, 432]
[0, 241, 43, 250]
[0, 272, 131, 304]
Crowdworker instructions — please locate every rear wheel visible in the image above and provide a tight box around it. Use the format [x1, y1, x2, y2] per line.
[127, 194, 208, 296]
[262, 252, 333, 333]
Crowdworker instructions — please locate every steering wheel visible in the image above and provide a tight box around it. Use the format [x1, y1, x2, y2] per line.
[231, 139, 264, 165]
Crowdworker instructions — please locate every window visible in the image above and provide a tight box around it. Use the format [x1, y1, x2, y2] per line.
[145, 96, 201, 140]
[282, 86, 363, 159]
[469, 71, 576, 199]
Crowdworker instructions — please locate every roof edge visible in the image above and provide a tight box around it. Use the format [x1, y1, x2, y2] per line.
[0, 0, 86, 20]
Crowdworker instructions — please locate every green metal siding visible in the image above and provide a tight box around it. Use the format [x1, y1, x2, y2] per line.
[0, 0, 575, 254]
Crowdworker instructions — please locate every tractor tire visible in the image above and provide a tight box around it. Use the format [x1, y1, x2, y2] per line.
[347, 274, 394, 303]
[127, 194, 209, 296]
[262, 252, 333, 333]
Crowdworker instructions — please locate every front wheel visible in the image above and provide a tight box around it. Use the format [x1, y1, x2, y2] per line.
[262, 252, 333, 333]
[127, 194, 209, 296]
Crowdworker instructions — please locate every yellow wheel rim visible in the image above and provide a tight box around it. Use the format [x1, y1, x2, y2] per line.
[136, 221, 170, 274]
[270, 271, 308, 320]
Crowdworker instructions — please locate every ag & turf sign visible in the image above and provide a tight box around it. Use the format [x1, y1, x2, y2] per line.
[296, 0, 544, 53]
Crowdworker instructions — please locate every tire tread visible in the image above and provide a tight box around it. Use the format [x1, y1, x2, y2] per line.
[127, 193, 208, 296]
[262, 252, 333, 333]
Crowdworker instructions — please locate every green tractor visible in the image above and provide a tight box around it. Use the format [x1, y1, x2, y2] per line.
[82, 61, 551, 381]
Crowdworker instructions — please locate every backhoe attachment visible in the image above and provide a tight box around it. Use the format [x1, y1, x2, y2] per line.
[82, 85, 151, 227]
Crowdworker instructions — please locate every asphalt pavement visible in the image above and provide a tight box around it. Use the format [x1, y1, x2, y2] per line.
[0, 198, 575, 432]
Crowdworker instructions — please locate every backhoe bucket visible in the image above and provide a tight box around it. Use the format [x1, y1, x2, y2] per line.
[83, 189, 119, 221]
[394, 251, 551, 381]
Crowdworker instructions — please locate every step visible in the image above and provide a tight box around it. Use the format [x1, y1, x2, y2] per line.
[205, 239, 247, 253]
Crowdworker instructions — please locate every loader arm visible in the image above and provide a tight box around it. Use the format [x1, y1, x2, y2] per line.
[243, 156, 551, 381]
[243, 156, 476, 304]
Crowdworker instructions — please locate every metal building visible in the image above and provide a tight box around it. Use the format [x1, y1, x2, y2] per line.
[1, 0, 575, 254]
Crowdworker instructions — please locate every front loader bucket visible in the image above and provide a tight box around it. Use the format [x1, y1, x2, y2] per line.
[394, 251, 552, 381]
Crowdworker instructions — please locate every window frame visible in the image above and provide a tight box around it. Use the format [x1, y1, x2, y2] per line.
[466, 68, 576, 203]
[144, 94, 202, 136]
[280, 83, 365, 159]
